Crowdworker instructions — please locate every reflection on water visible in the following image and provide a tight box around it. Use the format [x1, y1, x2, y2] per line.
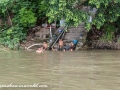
[0, 50, 120, 90]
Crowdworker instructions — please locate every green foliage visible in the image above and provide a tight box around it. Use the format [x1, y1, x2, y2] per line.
[0, 0, 38, 49]
[0, 25, 26, 49]
[0, 0, 14, 14]
[100, 24, 116, 41]
[116, 16, 120, 28]
[19, 8, 37, 27]
[40, 0, 120, 30]
[0, 0, 120, 30]
[90, 0, 120, 29]
[41, 0, 89, 27]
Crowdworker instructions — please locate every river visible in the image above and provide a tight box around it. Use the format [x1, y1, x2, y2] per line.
[0, 50, 120, 90]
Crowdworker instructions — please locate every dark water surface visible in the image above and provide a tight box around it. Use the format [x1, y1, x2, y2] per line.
[0, 50, 120, 90]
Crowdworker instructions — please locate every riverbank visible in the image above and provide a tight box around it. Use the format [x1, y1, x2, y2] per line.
[0, 45, 10, 51]
[20, 39, 120, 51]
[92, 40, 120, 50]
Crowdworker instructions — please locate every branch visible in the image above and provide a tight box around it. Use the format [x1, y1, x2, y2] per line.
[6, 7, 13, 26]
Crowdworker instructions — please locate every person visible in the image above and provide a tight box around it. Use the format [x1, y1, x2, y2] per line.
[36, 42, 48, 53]
[63, 42, 75, 51]
[72, 39, 78, 46]
[36, 47, 43, 53]
[69, 42, 75, 51]
[58, 39, 64, 51]
[42, 42, 48, 51]
[52, 46, 58, 51]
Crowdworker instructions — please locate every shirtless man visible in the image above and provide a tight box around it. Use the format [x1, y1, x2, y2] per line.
[58, 39, 64, 51]
[36, 42, 48, 53]
[42, 42, 48, 50]
[36, 47, 43, 53]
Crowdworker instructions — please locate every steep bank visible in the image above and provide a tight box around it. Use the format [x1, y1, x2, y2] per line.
[81, 26, 120, 50]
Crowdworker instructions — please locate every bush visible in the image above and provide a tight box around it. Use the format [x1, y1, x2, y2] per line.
[100, 24, 116, 41]
[19, 8, 37, 27]
[0, 25, 26, 49]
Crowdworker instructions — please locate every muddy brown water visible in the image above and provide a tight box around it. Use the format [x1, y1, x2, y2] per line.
[0, 50, 120, 90]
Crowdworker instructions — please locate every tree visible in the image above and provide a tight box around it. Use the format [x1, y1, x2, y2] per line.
[41, 0, 89, 27]
[89, 0, 120, 29]
[41, 0, 120, 30]
[0, 0, 37, 49]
